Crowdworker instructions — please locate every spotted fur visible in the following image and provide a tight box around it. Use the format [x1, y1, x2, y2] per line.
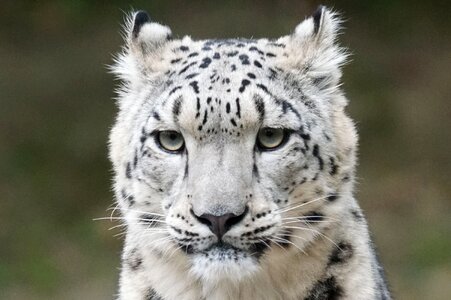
[109, 6, 391, 300]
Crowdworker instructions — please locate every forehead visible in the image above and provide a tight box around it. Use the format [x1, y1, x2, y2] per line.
[151, 38, 304, 134]
[165, 38, 284, 83]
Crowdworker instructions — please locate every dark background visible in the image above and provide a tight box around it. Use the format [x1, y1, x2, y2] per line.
[1, 1, 450, 299]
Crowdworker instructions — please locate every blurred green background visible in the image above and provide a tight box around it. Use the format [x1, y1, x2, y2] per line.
[1, 0, 450, 299]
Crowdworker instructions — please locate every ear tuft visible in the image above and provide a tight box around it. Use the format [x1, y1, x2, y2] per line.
[284, 6, 348, 97]
[312, 5, 325, 34]
[132, 11, 151, 38]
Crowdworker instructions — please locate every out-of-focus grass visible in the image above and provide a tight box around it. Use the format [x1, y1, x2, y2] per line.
[0, 1, 450, 299]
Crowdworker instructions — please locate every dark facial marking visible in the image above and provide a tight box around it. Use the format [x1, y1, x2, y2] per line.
[253, 95, 265, 121]
[226, 102, 231, 113]
[328, 242, 353, 266]
[239, 54, 250, 65]
[172, 96, 183, 116]
[305, 276, 343, 300]
[312, 144, 324, 170]
[146, 287, 163, 300]
[189, 81, 200, 94]
[179, 62, 196, 75]
[199, 57, 212, 68]
[152, 111, 161, 121]
[239, 79, 251, 93]
[235, 98, 241, 118]
[126, 248, 143, 271]
[169, 86, 181, 96]
[254, 60, 262, 68]
[125, 162, 132, 179]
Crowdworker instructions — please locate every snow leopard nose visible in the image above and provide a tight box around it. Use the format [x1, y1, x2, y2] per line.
[192, 207, 248, 239]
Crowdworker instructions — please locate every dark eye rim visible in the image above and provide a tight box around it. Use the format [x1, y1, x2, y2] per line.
[154, 130, 185, 154]
[256, 128, 292, 151]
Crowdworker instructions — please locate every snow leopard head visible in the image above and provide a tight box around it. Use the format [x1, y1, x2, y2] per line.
[110, 6, 357, 283]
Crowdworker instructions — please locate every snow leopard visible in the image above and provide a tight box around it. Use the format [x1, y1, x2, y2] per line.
[108, 6, 391, 300]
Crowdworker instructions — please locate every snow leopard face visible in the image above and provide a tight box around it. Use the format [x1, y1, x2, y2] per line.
[110, 7, 357, 283]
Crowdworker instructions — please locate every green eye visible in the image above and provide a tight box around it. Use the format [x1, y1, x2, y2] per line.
[157, 131, 185, 152]
[257, 128, 286, 150]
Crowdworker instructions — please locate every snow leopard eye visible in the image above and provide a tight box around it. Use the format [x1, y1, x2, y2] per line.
[257, 128, 287, 150]
[157, 131, 185, 153]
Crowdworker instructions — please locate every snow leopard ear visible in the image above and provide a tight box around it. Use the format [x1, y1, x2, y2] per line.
[112, 11, 172, 84]
[129, 11, 172, 55]
[285, 6, 347, 93]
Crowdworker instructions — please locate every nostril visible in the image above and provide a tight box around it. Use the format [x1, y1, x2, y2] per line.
[191, 206, 249, 239]
[190, 209, 212, 227]
[224, 206, 249, 230]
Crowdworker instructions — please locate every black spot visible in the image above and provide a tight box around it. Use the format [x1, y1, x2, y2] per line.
[249, 46, 264, 55]
[254, 60, 262, 68]
[213, 52, 220, 59]
[169, 86, 181, 96]
[132, 11, 150, 38]
[305, 276, 343, 300]
[152, 112, 161, 121]
[328, 242, 353, 266]
[253, 95, 265, 121]
[179, 45, 189, 52]
[225, 102, 231, 113]
[239, 54, 250, 65]
[266, 52, 276, 57]
[127, 248, 143, 271]
[327, 193, 338, 202]
[230, 118, 237, 127]
[170, 58, 181, 64]
[268, 68, 278, 80]
[172, 97, 183, 116]
[235, 98, 241, 118]
[247, 72, 256, 79]
[274, 97, 302, 120]
[312, 5, 325, 35]
[256, 83, 269, 94]
[239, 79, 251, 93]
[133, 151, 138, 168]
[202, 109, 208, 125]
[252, 163, 259, 178]
[178, 62, 196, 75]
[121, 189, 135, 206]
[188, 52, 199, 57]
[189, 81, 200, 94]
[125, 162, 132, 179]
[329, 157, 339, 175]
[227, 51, 238, 57]
[185, 73, 199, 79]
[351, 209, 364, 221]
[145, 287, 163, 300]
[312, 144, 324, 170]
[199, 57, 212, 68]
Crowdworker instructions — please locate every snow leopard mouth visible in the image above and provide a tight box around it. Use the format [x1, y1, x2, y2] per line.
[187, 241, 268, 261]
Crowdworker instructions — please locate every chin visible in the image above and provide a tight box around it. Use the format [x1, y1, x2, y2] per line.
[188, 244, 261, 283]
